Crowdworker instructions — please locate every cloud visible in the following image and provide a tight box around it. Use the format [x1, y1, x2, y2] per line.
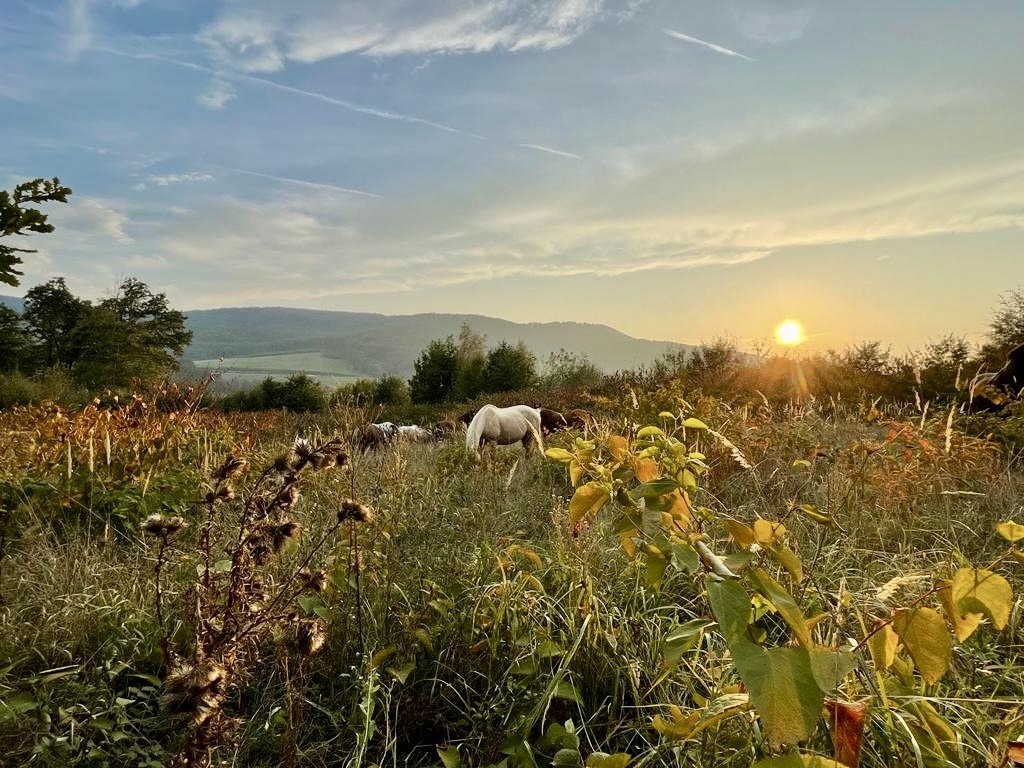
[197, 0, 621, 72]
[97, 48, 481, 137]
[222, 167, 383, 199]
[198, 77, 237, 109]
[52, 197, 133, 244]
[518, 143, 582, 160]
[662, 27, 753, 61]
[149, 172, 215, 186]
[732, 7, 811, 45]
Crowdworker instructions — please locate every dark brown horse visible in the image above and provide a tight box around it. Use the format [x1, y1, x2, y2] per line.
[564, 408, 596, 430]
[356, 423, 396, 453]
[970, 343, 1024, 412]
[538, 408, 569, 434]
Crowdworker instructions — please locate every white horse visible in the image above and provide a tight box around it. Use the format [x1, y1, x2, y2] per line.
[397, 425, 433, 443]
[465, 404, 543, 457]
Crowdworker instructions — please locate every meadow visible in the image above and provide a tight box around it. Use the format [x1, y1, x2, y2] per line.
[1, 378, 1022, 768]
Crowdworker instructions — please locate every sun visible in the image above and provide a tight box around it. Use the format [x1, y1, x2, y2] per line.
[775, 319, 806, 346]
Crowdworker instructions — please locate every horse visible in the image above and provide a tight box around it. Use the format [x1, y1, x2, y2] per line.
[432, 420, 459, 439]
[397, 424, 433, 443]
[356, 422, 398, 453]
[465, 404, 543, 457]
[538, 407, 569, 434]
[564, 408, 597, 430]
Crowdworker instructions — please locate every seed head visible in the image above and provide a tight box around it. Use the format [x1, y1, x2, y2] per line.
[141, 514, 188, 537]
[298, 567, 329, 593]
[338, 499, 373, 524]
[267, 520, 301, 553]
[212, 454, 248, 481]
[292, 619, 327, 656]
[160, 661, 228, 726]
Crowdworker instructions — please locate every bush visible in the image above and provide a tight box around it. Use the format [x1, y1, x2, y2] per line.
[219, 374, 327, 413]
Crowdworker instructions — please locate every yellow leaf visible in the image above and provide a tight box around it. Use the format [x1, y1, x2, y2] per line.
[725, 519, 756, 548]
[651, 705, 700, 740]
[944, 568, 1013, 640]
[668, 491, 692, 525]
[893, 607, 951, 684]
[637, 426, 665, 438]
[605, 435, 629, 462]
[634, 457, 659, 482]
[370, 646, 397, 668]
[996, 520, 1024, 543]
[866, 623, 898, 670]
[619, 531, 638, 558]
[569, 459, 585, 487]
[681, 417, 708, 430]
[770, 543, 804, 583]
[753, 518, 787, 547]
[569, 482, 609, 525]
[545, 447, 574, 462]
[658, 411, 676, 420]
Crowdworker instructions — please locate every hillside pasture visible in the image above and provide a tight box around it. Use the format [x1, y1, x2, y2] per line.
[0, 387, 1022, 767]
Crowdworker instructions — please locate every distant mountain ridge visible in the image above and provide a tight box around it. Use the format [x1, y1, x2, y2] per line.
[0, 297, 689, 381]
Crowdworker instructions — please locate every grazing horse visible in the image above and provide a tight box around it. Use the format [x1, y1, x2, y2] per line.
[356, 422, 397, 453]
[538, 407, 569, 434]
[564, 408, 597, 430]
[397, 424, 433, 443]
[969, 343, 1024, 412]
[432, 420, 459, 439]
[466, 404, 543, 457]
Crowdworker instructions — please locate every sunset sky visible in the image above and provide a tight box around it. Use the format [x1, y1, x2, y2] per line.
[2, 1, 1022, 353]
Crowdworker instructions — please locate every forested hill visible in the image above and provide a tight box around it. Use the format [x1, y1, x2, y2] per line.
[0, 298, 686, 379]
[181, 307, 686, 378]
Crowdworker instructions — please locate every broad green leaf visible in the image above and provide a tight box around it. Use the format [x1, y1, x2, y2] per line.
[658, 411, 676, 420]
[662, 619, 716, 666]
[387, 660, 415, 684]
[437, 745, 463, 768]
[681, 417, 709, 430]
[733, 644, 826, 749]
[706, 577, 753, 647]
[552, 680, 582, 704]
[770, 544, 804, 583]
[370, 646, 396, 668]
[748, 568, 813, 648]
[553, 749, 582, 767]
[586, 753, 631, 768]
[0, 692, 38, 721]
[808, 650, 856, 692]
[546, 447, 574, 463]
[636, 426, 665, 438]
[630, 477, 678, 500]
[644, 548, 668, 589]
[670, 541, 700, 574]
[996, 520, 1024, 543]
[893, 607, 951, 684]
[568, 482, 609, 525]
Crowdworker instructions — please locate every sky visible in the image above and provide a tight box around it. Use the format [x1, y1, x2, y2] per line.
[2, 0, 1022, 353]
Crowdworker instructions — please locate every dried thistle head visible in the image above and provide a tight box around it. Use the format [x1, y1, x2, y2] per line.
[298, 568, 328, 593]
[266, 520, 300, 553]
[272, 453, 292, 473]
[279, 483, 300, 511]
[338, 499, 373, 524]
[141, 514, 188, 537]
[290, 619, 327, 657]
[212, 454, 248, 482]
[160, 660, 228, 726]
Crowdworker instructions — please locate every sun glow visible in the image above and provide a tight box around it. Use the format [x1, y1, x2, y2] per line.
[775, 319, 806, 346]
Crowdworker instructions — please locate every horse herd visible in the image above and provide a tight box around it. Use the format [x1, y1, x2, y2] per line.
[353, 405, 595, 457]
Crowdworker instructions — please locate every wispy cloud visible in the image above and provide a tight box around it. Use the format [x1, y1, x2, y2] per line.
[662, 27, 753, 61]
[222, 167, 383, 199]
[732, 7, 811, 45]
[197, 0, 620, 72]
[519, 143, 582, 160]
[149, 172, 215, 186]
[95, 47, 482, 138]
[198, 77, 237, 109]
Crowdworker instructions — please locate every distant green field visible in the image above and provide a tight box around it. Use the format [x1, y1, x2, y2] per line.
[193, 352, 360, 375]
[192, 352, 369, 388]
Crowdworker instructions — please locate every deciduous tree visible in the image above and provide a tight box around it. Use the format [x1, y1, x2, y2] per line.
[0, 177, 72, 286]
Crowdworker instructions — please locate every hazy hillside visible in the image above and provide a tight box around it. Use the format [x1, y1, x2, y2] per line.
[1, 297, 688, 381]
[183, 307, 687, 380]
